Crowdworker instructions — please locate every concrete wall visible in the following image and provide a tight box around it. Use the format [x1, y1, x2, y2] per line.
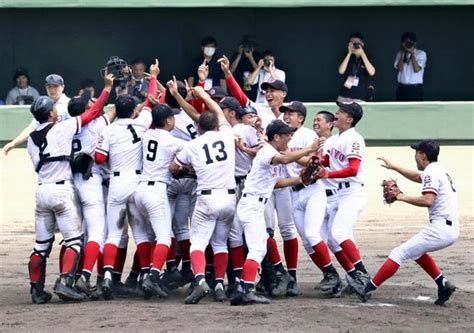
[1, 6, 473, 103]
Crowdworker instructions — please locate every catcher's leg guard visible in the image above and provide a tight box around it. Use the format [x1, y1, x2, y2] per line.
[61, 234, 84, 278]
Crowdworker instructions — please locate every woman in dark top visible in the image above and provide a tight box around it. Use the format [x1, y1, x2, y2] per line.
[337, 32, 376, 102]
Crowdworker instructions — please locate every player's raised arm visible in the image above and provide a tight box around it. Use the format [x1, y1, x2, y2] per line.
[377, 156, 422, 183]
[191, 86, 228, 126]
[167, 76, 201, 123]
[143, 59, 160, 110]
[218, 55, 249, 107]
[79, 73, 114, 126]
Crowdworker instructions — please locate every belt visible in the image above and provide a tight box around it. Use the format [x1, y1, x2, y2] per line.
[399, 83, 422, 87]
[292, 179, 316, 192]
[200, 189, 236, 195]
[242, 193, 268, 204]
[146, 181, 165, 186]
[235, 176, 247, 184]
[326, 189, 337, 197]
[430, 219, 453, 226]
[39, 180, 65, 185]
[338, 182, 364, 190]
[113, 170, 141, 177]
[173, 173, 197, 180]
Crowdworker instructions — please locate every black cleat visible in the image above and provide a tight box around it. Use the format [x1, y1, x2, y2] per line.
[180, 268, 195, 287]
[320, 272, 341, 293]
[75, 276, 100, 300]
[142, 277, 169, 298]
[101, 278, 114, 300]
[271, 271, 293, 297]
[346, 274, 371, 303]
[286, 279, 301, 297]
[161, 268, 182, 291]
[55, 279, 87, 302]
[435, 281, 456, 306]
[31, 284, 52, 304]
[243, 289, 271, 305]
[184, 281, 210, 304]
[214, 287, 227, 302]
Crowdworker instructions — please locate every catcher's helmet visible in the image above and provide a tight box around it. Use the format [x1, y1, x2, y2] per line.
[30, 96, 54, 123]
[100, 56, 132, 89]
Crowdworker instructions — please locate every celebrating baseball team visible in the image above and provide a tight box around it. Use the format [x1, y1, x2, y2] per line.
[5, 54, 459, 307]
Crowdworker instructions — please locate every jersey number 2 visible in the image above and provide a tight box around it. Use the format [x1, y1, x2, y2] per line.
[203, 141, 227, 165]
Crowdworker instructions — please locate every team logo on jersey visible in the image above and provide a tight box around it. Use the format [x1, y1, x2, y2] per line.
[330, 148, 345, 162]
[351, 142, 360, 155]
[423, 175, 432, 186]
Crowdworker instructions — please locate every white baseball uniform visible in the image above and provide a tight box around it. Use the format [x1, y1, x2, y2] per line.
[248, 102, 296, 242]
[96, 108, 152, 255]
[328, 128, 367, 245]
[229, 123, 262, 248]
[286, 126, 327, 249]
[175, 122, 236, 255]
[389, 162, 459, 264]
[135, 128, 185, 250]
[237, 144, 284, 264]
[28, 117, 83, 253]
[73, 114, 110, 249]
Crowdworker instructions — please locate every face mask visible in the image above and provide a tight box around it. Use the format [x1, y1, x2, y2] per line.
[203, 47, 216, 57]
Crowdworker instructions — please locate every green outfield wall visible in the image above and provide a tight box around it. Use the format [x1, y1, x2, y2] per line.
[2, 102, 472, 145]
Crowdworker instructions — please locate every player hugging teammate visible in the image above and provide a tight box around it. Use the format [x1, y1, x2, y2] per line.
[10, 55, 459, 307]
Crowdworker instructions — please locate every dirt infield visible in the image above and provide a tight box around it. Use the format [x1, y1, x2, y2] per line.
[1, 147, 473, 332]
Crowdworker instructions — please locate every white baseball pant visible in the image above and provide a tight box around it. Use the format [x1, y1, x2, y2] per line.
[264, 187, 298, 240]
[389, 219, 459, 264]
[189, 189, 236, 255]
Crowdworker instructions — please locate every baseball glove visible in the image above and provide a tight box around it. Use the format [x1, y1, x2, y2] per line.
[381, 179, 402, 204]
[71, 153, 94, 180]
[300, 155, 322, 185]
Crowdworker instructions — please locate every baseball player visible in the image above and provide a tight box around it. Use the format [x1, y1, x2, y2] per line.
[314, 111, 357, 295]
[162, 79, 200, 289]
[348, 140, 459, 305]
[220, 56, 299, 296]
[230, 120, 324, 305]
[282, 102, 343, 295]
[68, 74, 116, 297]
[135, 103, 186, 298]
[3, 74, 70, 155]
[315, 101, 371, 287]
[170, 86, 236, 305]
[94, 60, 159, 300]
[27, 92, 105, 304]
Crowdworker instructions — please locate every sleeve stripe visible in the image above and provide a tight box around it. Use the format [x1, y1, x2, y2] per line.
[95, 147, 108, 156]
[102, 115, 110, 126]
[75, 117, 81, 134]
[346, 154, 362, 160]
[422, 190, 438, 196]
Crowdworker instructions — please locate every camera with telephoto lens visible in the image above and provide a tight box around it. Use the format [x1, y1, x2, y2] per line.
[263, 58, 271, 67]
[353, 42, 361, 49]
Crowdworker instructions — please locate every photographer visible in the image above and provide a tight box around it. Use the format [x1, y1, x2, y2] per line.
[5, 68, 40, 105]
[247, 50, 286, 104]
[229, 35, 261, 101]
[129, 59, 149, 102]
[394, 32, 427, 101]
[337, 32, 376, 102]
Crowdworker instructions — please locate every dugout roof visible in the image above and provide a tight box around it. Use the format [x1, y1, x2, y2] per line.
[1, 0, 473, 7]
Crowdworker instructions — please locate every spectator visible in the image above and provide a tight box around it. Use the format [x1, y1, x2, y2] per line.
[247, 50, 286, 104]
[129, 59, 149, 102]
[79, 78, 96, 99]
[44, 74, 70, 119]
[5, 68, 40, 105]
[395, 32, 427, 101]
[230, 35, 261, 101]
[337, 32, 376, 102]
[187, 36, 226, 90]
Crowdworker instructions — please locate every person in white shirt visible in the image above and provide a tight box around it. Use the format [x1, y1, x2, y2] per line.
[94, 60, 159, 300]
[135, 103, 185, 299]
[67, 74, 116, 298]
[314, 110, 357, 295]
[170, 86, 236, 305]
[283, 102, 343, 297]
[315, 102, 370, 289]
[3, 74, 71, 155]
[5, 67, 40, 105]
[26, 90, 105, 304]
[229, 120, 323, 306]
[247, 50, 286, 104]
[349, 140, 459, 306]
[394, 32, 427, 101]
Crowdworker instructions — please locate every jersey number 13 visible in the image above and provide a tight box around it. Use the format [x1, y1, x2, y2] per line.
[203, 140, 227, 165]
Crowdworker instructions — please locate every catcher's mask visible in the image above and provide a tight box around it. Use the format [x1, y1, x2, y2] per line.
[100, 56, 132, 89]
